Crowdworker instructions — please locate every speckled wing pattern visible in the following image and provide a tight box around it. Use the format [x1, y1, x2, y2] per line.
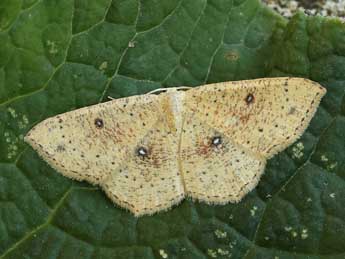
[25, 77, 326, 216]
[25, 94, 185, 216]
[181, 77, 326, 203]
[180, 113, 266, 204]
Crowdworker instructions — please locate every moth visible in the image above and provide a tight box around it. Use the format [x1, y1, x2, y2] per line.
[25, 77, 326, 216]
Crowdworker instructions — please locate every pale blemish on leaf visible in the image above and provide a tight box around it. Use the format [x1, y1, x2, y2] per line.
[207, 248, 231, 258]
[207, 249, 217, 258]
[214, 229, 227, 239]
[292, 142, 304, 159]
[284, 226, 292, 232]
[321, 155, 338, 171]
[329, 193, 336, 198]
[327, 162, 338, 171]
[99, 61, 108, 71]
[291, 231, 298, 238]
[7, 136, 19, 159]
[18, 115, 29, 129]
[4, 109, 29, 159]
[7, 108, 30, 129]
[321, 155, 329, 162]
[128, 41, 136, 48]
[306, 197, 312, 202]
[225, 51, 239, 61]
[159, 249, 168, 258]
[5, 131, 19, 159]
[217, 248, 230, 256]
[7, 107, 17, 118]
[301, 228, 308, 239]
[47, 40, 58, 54]
[228, 239, 237, 249]
[250, 205, 258, 217]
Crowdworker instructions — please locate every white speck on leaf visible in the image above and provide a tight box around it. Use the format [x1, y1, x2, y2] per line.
[301, 228, 308, 239]
[330, 193, 336, 198]
[320, 155, 338, 171]
[47, 40, 58, 54]
[321, 155, 329, 162]
[217, 248, 230, 256]
[215, 229, 227, 239]
[99, 61, 108, 71]
[22, 115, 29, 125]
[292, 142, 304, 159]
[250, 206, 258, 217]
[159, 249, 168, 258]
[7, 107, 17, 118]
[207, 249, 217, 258]
[207, 247, 230, 258]
[128, 41, 136, 48]
[284, 226, 292, 232]
[327, 162, 338, 170]
[7, 142, 19, 159]
[18, 115, 29, 129]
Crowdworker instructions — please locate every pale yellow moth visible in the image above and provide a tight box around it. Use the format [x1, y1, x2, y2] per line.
[25, 77, 326, 216]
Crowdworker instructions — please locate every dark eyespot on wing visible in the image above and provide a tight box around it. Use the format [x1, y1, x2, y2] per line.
[245, 93, 255, 104]
[95, 118, 104, 128]
[137, 146, 148, 158]
[211, 136, 222, 147]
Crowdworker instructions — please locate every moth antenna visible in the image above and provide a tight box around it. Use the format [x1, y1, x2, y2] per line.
[147, 86, 192, 95]
[147, 88, 168, 95]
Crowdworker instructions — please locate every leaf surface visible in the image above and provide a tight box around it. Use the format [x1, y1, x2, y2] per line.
[1, 0, 345, 258]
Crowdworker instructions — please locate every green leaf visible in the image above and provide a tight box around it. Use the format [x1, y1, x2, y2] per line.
[1, 0, 345, 258]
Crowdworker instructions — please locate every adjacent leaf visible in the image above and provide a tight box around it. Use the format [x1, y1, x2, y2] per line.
[1, 0, 344, 258]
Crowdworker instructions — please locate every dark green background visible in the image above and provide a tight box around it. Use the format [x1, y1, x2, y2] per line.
[1, 0, 345, 258]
